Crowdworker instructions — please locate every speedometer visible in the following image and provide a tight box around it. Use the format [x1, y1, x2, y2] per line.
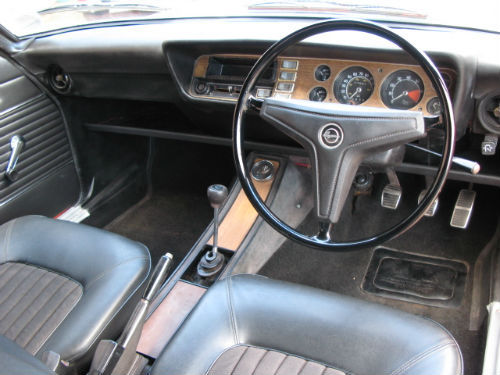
[333, 66, 374, 105]
[380, 70, 424, 110]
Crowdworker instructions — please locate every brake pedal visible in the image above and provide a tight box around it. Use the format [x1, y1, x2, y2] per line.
[450, 189, 476, 229]
[418, 190, 439, 217]
[381, 169, 401, 210]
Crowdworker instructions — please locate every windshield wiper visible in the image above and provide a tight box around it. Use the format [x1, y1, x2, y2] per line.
[38, 2, 168, 15]
[248, 1, 427, 19]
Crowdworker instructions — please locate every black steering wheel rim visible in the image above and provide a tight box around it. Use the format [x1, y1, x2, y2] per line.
[233, 19, 455, 250]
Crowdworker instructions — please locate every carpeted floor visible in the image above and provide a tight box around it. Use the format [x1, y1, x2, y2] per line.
[259, 178, 499, 375]
[105, 191, 213, 271]
[105, 139, 235, 271]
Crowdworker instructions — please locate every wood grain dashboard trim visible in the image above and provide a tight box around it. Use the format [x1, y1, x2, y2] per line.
[191, 54, 454, 116]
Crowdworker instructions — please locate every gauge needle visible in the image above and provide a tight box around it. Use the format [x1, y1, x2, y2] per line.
[391, 89, 421, 104]
[348, 87, 362, 100]
[391, 90, 408, 103]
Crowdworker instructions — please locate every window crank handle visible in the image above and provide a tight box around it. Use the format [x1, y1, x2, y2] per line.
[5, 135, 25, 182]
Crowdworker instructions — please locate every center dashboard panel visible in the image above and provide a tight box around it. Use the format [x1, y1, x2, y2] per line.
[190, 54, 455, 117]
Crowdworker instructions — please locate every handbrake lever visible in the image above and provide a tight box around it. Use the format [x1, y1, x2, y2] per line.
[88, 253, 173, 375]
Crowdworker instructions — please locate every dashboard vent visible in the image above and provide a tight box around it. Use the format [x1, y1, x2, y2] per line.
[48, 65, 71, 94]
[478, 92, 500, 134]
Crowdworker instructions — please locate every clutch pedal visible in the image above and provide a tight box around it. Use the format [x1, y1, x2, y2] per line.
[450, 189, 476, 229]
[381, 169, 402, 210]
[418, 190, 439, 217]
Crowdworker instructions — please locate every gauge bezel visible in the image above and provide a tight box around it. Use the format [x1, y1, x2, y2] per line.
[333, 65, 375, 105]
[380, 69, 425, 110]
[308, 86, 328, 102]
[314, 64, 332, 82]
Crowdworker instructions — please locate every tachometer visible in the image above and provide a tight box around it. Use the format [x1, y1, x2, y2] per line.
[381, 70, 424, 110]
[333, 66, 374, 105]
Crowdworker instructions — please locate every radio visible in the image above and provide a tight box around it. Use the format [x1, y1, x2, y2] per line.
[191, 56, 277, 100]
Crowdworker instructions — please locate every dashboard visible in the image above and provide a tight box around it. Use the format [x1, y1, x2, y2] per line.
[11, 17, 500, 185]
[191, 54, 456, 117]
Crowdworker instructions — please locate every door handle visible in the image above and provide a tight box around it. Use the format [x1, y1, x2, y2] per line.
[5, 135, 25, 181]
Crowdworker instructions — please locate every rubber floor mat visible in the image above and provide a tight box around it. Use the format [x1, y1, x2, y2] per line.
[363, 247, 468, 307]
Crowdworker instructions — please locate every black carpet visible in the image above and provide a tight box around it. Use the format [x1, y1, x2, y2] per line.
[105, 139, 235, 270]
[259, 178, 499, 375]
[105, 191, 212, 270]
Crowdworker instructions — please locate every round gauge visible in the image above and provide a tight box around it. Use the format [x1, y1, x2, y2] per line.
[381, 70, 424, 110]
[333, 66, 374, 105]
[315, 65, 331, 82]
[426, 97, 442, 115]
[309, 87, 327, 102]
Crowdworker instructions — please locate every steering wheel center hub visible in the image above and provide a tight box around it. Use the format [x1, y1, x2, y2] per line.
[319, 123, 344, 148]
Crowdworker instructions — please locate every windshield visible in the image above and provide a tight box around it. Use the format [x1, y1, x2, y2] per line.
[0, 0, 499, 38]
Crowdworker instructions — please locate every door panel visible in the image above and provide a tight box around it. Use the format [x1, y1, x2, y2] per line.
[0, 56, 81, 223]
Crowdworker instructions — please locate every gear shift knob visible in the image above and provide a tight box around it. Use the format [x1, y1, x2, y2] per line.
[207, 184, 228, 208]
[197, 184, 228, 278]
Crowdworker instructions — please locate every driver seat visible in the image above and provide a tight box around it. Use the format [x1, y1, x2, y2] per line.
[152, 274, 462, 375]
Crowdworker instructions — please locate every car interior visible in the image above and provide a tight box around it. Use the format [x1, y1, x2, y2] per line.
[0, 4, 499, 375]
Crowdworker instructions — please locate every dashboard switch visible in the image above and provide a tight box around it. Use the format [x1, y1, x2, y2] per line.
[481, 134, 498, 156]
[279, 71, 297, 81]
[256, 88, 272, 98]
[282, 60, 298, 69]
[276, 82, 294, 92]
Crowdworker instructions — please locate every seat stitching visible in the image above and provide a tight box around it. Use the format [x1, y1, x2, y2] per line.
[24, 281, 81, 354]
[229, 345, 249, 375]
[203, 344, 241, 375]
[247, 344, 350, 375]
[226, 277, 239, 344]
[273, 352, 288, 375]
[249, 348, 267, 375]
[390, 342, 454, 375]
[0, 264, 32, 308]
[0, 264, 47, 321]
[10, 274, 64, 341]
[205, 344, 350, 375]
[85, 256, 150, 289]
[32, 283, 83, 355]
[296, 358, 308, 375]
[422, 316, 464, 374]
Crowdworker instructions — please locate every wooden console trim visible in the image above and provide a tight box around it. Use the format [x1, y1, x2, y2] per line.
[208, 159, 280, 251]
[137, 281, 206, 358]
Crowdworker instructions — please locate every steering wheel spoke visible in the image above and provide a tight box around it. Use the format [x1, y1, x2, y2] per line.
[260, 97, 426, 223]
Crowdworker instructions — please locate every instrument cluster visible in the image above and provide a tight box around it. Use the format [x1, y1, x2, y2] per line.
[272, 57, 453, 116]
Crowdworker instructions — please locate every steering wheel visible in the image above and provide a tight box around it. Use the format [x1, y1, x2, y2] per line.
[233, 19, 455, 250]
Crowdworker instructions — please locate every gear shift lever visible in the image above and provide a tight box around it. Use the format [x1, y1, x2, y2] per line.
[197, 184, 228, 277]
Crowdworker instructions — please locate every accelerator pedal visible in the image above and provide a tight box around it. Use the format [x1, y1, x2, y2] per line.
[450, 189, 476, 229]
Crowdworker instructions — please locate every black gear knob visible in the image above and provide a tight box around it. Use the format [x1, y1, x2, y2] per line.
[207, 184, 228, 209]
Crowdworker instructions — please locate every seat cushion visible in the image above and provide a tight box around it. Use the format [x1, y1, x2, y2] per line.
[0, 262, 82, 355]
[152, 274, 463, 375]
[208, 345, 345, 375]
[0, 215, 151, 365]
